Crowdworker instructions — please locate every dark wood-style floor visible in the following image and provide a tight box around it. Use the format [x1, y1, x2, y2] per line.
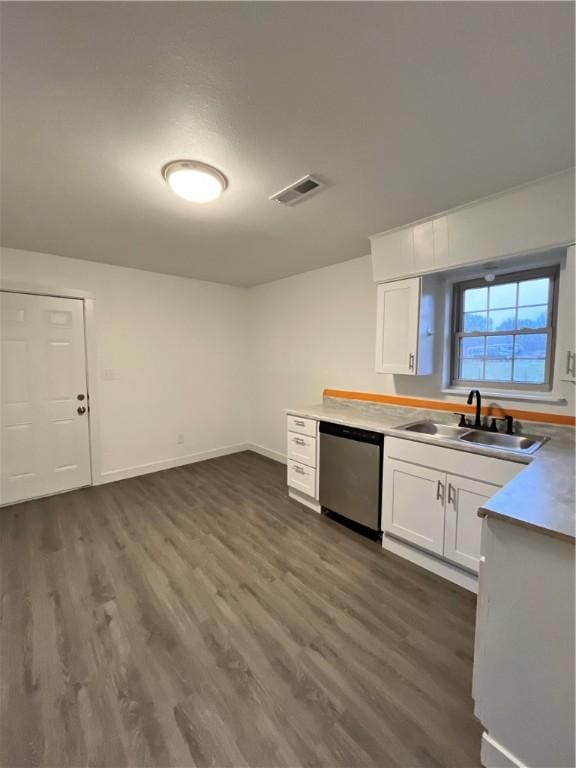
[0, 451, 482, 768]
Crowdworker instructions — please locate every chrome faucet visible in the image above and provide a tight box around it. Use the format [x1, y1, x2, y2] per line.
[467, 389, 482, 428]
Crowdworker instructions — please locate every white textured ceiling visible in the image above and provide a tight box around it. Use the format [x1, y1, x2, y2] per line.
[1, 2, 574, 286]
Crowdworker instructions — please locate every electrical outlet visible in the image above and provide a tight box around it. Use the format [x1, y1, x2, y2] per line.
[177, 433, 184, 445]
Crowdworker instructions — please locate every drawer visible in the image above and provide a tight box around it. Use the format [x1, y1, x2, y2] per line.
[287, 431, 317, 468]
[287, 460, 317, 498]
[286, 414, 317, 437]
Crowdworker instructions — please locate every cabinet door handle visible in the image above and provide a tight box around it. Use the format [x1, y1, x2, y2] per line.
[566, 351, 575, 376]
[436, 480, 445, 504]
[447, 483, 456, 508]
[408, 353, 415, 371]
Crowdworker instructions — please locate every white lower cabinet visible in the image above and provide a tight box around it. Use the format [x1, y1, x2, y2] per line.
[383, 458, 445, 554]
[382, 437, 522, 578]
[286, 415, 320, 512]
[286, 431, 316, 467]
[472, 517, 575, 768]
[287, 460, 316, 498]
[443, 475, 495, 572]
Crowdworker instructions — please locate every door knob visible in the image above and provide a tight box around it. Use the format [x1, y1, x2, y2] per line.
[77, 393, 85, 401]
[77, 406, 86, 415]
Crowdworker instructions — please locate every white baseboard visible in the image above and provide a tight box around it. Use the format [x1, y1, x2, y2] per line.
[97, 443, 250, 484]
[481, 733, 527, 768]
[246, 442, 287, 464]
[382, 533, 478, 593]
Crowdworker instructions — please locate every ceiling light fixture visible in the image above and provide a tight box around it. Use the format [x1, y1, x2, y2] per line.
[162, 160, 227, 203]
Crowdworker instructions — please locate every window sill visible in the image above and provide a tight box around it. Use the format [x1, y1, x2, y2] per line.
[441, 388, 568, 406]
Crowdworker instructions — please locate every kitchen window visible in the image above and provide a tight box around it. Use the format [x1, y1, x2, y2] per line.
[451, 267, 559, 390]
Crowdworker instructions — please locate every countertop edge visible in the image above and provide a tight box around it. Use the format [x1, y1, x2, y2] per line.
[477, 506, 575, 544]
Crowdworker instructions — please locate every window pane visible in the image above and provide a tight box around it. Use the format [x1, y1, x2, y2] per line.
[463, 287, 487, 313]
[518, 278, 549, 306]
[513, 359, 546, 384]
[454, 270, 555, 389]
[514, 334, 547, 359]
[460, 358, 484, 380]
[461, 336, 485, 358]
[485, 360, 512, 381]
[463, 312, 488, 331]
[486, 335, 513, 358]
[489, 282, 517, 309]
[488, 309, 516, 331]
[517, 305, 548, 329]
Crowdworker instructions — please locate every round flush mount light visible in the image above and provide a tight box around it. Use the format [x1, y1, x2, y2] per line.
[162, 160, 228, 203]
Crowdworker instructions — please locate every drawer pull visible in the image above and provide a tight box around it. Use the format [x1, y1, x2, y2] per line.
[293, 437, 306, 445]
[294, 466, 306, 475]
[294, 419, 305, 427]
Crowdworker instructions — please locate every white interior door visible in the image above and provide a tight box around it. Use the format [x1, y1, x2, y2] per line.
[1, 291, 91, 504]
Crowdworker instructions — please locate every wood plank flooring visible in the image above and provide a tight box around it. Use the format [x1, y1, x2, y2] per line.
[0, 451, 482, 768]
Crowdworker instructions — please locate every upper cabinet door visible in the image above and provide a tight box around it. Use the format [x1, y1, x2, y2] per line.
[371, 228, 415, 282]
[412, 221, 434, 272]
[556, 245, 575, 383]
[375, 278, 420, 375]
[444, 475, 498, 573]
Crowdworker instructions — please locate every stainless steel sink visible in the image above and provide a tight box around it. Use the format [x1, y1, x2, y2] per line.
[402, 421, 469, 439]
[458, 430, 545, 454]
[399, 420, 546, 455]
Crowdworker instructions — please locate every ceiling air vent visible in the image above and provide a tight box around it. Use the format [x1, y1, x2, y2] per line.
[269, 174, 324, 206]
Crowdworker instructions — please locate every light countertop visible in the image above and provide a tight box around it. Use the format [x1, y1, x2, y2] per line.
[286, 402, 575, 544]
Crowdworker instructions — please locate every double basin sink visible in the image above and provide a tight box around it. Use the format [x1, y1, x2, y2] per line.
[400, 420, 545, 455]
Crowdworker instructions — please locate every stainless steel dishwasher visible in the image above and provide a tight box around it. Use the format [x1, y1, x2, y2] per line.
[319, 421, 384, 533]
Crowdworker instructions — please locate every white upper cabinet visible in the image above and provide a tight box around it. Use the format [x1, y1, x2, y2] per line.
[375, 278, 419, 374]
[375, 276, 435, 375]
[412, 221, 434, 272]
[371, 227, 414, 281]
[370, 169, 575, 283]
[372, 217, 448, 282]
[556, 245, 576, 383]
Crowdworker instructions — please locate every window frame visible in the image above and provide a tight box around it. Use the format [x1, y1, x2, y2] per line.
[450, 265, 559, 392]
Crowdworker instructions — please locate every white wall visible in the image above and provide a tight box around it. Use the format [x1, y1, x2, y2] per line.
[1, 248, 250, 482]
[2, 244, 574, 479]
[248, 256, 382, 459]
[248, 252, 575, 459]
